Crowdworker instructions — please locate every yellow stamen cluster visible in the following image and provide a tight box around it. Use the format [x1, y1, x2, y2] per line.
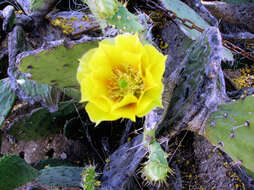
[107, 65, 144, 102]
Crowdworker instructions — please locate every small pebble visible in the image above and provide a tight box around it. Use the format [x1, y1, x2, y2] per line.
[61, 152, 67, 159]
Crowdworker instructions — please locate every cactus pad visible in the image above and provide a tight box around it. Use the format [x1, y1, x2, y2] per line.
[18, 41, 98, 89]
[7, 101, 75, 141]
[33, 158, 74, 170]
[15, 73, 59, 111]
[160, 0, 233, 61]
[221, 0, 253, 4]
[0, 78, 16, 128]
[205, 95, 254, 175]
[106, 5, 144, 33]
[142, 141, 173, 184]
[35, 166, 83, 187]
[0, 155, 39, 190]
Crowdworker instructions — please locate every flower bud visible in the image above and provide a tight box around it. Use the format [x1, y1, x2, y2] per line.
[85, 0, 119, 19]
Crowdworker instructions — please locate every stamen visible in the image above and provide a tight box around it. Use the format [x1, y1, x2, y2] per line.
[107, 64, 144, 102]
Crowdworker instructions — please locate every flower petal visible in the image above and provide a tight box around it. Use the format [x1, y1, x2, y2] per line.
[122, 51, 142, 69]
[100, 38, 114, 46]
[79, 75, 108, 102]
[115, 33, 144, 54]
[89, 95, 112, 113]
[77, 33, 167, 124]
[86, 102, 119, 124]
[100, 43, 124, 66]
[112, 94, 138, 121]
[89, 47, 112, 79]
[144, 70, 158, 90]
[136, 85, 163, 117]
[142, 44, 167, 81]
[77, 48, 96, 83]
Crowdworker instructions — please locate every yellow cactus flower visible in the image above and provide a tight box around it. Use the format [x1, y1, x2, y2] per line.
[77, 33, 167, 124]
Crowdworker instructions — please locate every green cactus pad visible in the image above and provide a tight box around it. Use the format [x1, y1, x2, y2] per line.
[33, 158, 74, 170]
[160, 0, 233, 61]
[221, 0, 253, 4]
[84, 0, 119, 20]
[0, 131, 2, 152]
[0, 155, 39, 190]
[205, 95, 254, 175]
[31, 0, 44, 11]
[160, 0, 209, 40]
[30, 0, 57, 14]
[143, 142, 173, 184]
[35, 166, 83, 187]
[106, 5, 144, 33]
[18, 41, 98, 89]
[8, 101, 75, 142]
[61, 88, 81, 101]
[0, 78, 16, 128]
[15, 73, 59, 110]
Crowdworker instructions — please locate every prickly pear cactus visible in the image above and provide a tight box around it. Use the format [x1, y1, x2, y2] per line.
[84, 0, 119, 20]
[15, 73, 59, 111]
[82, 165, 100, 190]
[205, 95, 254, 175]
[85, 0, 144, 33]
[160, 0, 209, 40]
[159, 0, 233, 61]
[0, 155, 39, 190]
[30, 0, 57, 14]
[7, 101, 75, 142]
[142, 125, 172, 184]
[35, 166, 83, 187]
[18, 41, 98, 89]
[221, 0, 253, 4]
[0, 78, 16, 127]
[142, 141, 173, 184]
[105, 5, 144, 33]
[33, 158, 74, 170]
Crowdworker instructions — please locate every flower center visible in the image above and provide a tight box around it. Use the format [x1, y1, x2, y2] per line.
[107, 65, 144, 102]
[119, 80, 128, 88]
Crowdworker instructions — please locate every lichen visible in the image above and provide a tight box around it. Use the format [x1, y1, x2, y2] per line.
[232, 66, 254, 88]
[50, 16, 76, 34]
